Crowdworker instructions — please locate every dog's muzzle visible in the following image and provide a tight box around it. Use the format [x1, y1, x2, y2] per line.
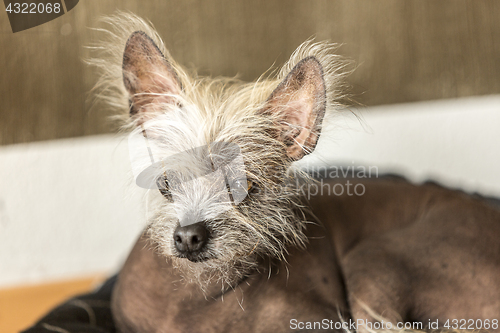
[174, 222, 210, 262]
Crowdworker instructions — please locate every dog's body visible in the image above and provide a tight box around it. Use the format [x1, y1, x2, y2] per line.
[112, 177, 500, 332]
[93, 14, 500, 333]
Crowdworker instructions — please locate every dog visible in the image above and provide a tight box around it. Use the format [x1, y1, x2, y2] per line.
[91, 13, 500, 333]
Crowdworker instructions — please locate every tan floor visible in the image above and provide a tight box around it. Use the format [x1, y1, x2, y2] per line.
[0, 276, 106, 333]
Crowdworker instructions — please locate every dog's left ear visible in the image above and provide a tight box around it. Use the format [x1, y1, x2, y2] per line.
[122, 31, 182, 124]
[264, 56, 326, 160]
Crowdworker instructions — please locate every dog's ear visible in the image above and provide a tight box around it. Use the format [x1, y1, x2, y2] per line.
[123, 31, 181, 123]
[264, 56, 326, 160]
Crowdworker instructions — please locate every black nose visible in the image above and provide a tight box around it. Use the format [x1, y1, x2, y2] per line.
[174, 222, 208, 253]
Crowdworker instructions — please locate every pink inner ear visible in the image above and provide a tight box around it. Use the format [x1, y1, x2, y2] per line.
[149, 66, 181, 96]
[277, 88, 320, 159]
[264, 56, 326, 160]
[125, 68, 181, 123]
[122, 31, 182, 121]
[135, 66, 181, 105]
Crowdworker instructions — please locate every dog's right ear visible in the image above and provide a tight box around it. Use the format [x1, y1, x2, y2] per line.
[123, 31, 181, 123]
[262, 56, 327, 161]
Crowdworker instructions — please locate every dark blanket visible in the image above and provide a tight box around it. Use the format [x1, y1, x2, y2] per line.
[21, 275, 117, 333]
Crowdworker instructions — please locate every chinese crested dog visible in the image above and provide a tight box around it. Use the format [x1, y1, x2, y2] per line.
[90, 13, 500, 333]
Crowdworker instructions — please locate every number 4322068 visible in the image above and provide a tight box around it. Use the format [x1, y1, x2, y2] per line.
[6, 2, 61, 14]
[444, 319, 498, 330]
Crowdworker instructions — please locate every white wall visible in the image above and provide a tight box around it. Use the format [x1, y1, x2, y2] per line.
[1, 95, 499, 287]
[0, 136, 147, 287]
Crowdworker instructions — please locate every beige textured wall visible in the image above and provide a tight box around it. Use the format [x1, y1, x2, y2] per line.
[1, 0, 499, 145]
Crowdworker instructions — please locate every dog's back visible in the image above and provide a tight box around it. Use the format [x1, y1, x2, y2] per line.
[308, 175, 500, 329]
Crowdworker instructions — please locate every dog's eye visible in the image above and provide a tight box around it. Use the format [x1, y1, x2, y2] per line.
[247, 180, 258, 194]
[156, 176, 173, 202]
[234, 179, 255, 191]
[231, 179, 257, 195]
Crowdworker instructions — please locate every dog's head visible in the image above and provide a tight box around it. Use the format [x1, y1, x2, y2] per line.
[95, 15, 347, 288]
